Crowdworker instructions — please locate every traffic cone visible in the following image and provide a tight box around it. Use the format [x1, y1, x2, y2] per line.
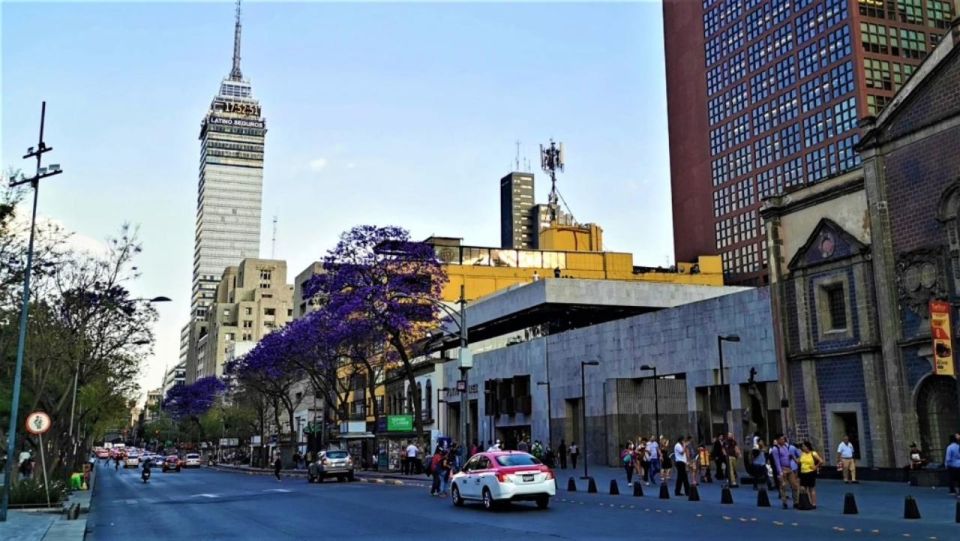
[609, 480, 620, 495]
[843, 492, 858, 515]
[797, 490, 813, 511]
[721, 486, 734, 504]
[633, 481, 644, 497]
[659, 483, 670, 499]
[567, 477, 577, 492]
[587, 477, 598, 493]
[904, 496, 921, 519]
[688, 485, 700, 502]
[757, 488, 771, 507]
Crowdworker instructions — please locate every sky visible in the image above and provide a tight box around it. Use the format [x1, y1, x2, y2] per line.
[1, 0, 674, 400]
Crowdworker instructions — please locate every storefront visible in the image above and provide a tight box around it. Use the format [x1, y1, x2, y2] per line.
[376, 415, 419, 472]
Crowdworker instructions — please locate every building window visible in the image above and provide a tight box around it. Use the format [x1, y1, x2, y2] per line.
[245, 307, 252, 315]
[260, 270, 272, 281]
[858, 0, 886, 19]
[864, 58, 892, 90]
[867, 94, 892, 115]
[899, 29, 926, 59]
[243, 320, 253, 328]
[897, 0, 923, 24]
[860, 22, 889, 54]
[823, 284, 848, 331]
[927, 1, 954, 29]
[264, 308, 276, 316]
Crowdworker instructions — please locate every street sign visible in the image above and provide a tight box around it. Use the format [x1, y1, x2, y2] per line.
[386, 415, 413, 432]
[456, 380, 466, 392]
[25, 411, 51, 435]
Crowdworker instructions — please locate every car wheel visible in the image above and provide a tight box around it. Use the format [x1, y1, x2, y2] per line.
[347, 472, 355, 482]
[536, 496, 550, 510]
[482, 488, 496, 511]
[452, 485, 464, 507]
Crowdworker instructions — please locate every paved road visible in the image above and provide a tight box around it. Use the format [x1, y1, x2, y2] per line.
[87, 464, 960, 540]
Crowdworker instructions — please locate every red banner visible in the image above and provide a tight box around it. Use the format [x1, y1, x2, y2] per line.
[930, 300, 955, 377]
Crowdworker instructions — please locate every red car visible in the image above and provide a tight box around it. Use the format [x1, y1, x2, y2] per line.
[162, 455, 182, 472]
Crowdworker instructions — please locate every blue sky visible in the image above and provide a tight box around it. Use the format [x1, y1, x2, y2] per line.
[2, 1, 673, 396]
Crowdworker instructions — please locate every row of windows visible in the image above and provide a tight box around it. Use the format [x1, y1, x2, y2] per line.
[716, 210, 759, 252]
[706, 21, 746, 67]
[757, 156, 805, 197]
[710, 113, 751, 156]
[708, 83, 748, 125]
[707, 53, 746, 96]
[753, 89, 799, 136]
[713, 177, 756, 218]
[748, 23, 794, 72]
[746, 2, 773, 42]
[801, 97, 856, 147]
[804, 133, 862, 182]
[862, 24, 931, 59]
[704, 0, 743, 37]
[712, 145, 756, 187]
[749, 56, 796, 104]
[867, 93, 893, 115]
[858, 0, 953, 28]
[865, 58, 917, 91]
[796, 2, 826, 44]
[722, 241, 762, 274]
[799, 61, 855, 114]
[798, 25, 851, 79]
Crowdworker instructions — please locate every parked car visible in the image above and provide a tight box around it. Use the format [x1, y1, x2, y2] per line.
[183, 453, 202, 468]
[124, 452, 141, 468]
[162, 455, 182, 472]
[450, 451, 555, 511]
[307, 450, 355, 483]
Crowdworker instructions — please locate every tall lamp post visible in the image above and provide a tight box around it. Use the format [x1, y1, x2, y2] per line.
[580, 360, 600, 480]
[437, 387, 449, 436]
[536, 381, 552, 448]
[717, 334, 741, 434]
[1, 103, 64, 522]
[639, 365, 660, 440]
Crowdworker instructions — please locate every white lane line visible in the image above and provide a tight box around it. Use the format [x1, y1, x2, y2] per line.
[263, 488, 292, 493]
[190, 493, 219, 498]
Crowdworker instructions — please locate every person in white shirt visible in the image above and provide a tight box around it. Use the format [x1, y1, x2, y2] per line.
[836, 435, 858, 483]
[673, 436, 690, 496]
[645, 437, 660, 486]
[487, 439, 502, 452]
[404, 442, 419, 475]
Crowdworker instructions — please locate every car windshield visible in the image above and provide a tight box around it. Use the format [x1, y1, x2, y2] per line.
[186, 454, 199, 458]
[325, 451, 348, 459]
[495, 454, 541, 467]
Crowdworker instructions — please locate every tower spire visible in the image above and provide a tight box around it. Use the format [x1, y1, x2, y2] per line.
[230, 0, 243, 81]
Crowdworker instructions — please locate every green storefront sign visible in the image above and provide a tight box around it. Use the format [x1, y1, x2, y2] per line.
[386, 415, 414, 432]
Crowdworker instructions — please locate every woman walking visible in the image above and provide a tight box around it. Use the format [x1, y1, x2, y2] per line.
[621, 442, 636, 484]
[660, 437, 673, 485]
[273, 454, 283, 482]
[798, 441, 823, 509]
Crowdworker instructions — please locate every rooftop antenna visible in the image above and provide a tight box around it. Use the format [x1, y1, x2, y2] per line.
[229, 0, 243, 81]
[515, 140, 521, 172]
[540, 138, 564, 212]
[271, 215, 277, 258]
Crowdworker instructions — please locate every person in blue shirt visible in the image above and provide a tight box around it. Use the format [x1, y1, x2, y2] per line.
[945, 432, 960, 497]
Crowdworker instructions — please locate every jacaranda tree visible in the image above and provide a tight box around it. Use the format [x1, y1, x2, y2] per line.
[306, 225, 447, 441]
[163, 376, 226, 422]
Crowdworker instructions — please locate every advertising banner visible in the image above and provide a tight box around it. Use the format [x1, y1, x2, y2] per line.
[930, 299, 955, 376]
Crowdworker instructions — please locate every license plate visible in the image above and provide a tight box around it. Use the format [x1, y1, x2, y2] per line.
[522, 474, 534, 482]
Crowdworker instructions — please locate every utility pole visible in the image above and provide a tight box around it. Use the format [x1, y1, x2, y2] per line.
[1, 102, 64, 522]
[458, 285, 471, 461]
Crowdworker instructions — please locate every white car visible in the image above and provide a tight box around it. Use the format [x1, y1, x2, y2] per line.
[124, 452, 140, 468]
[183, 453, 202, 467]
[451, 451, 556, 510]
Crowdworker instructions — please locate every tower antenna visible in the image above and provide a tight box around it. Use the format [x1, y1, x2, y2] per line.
[515, 140, 521, 172]
[271, 215, 278, 258]
[540, 138, 565, 213]
[230, 0, 243, 81]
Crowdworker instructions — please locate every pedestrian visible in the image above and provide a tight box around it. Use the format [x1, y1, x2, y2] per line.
[18, 455, 33, 481]
[558, 439, 568, 469]
[568, 442, 579, 470]
[404, 441, 418, 475]
[439, 451, 452, 497]
[273, 454, 283, 482]
[518, 437, 529, 453]
[750, 439, 772, 490]
[836, 435, 858, 484]
[660, 437, 673, 484]
[634, 438, 647, 482]
[621, 442, 636, 484]
[771, 434, 800, 509]
[429, 447, 443, 496]
[488, 439, 502, 452]
[544, 445, 556, 468]
[723, 432, 741, 487]
[673, 436, 689, 496]
[752, 431, 761, 450]
[907, 442, 926, 470]
[698, 444, 712, 483]
[712, 435, 727, 482]
[645, 436, 660, 485]
[470, 440, 479, 458]
[531, 440, 543, 460]
[945, 432, 960, 497]
[798, 441, 823, 509]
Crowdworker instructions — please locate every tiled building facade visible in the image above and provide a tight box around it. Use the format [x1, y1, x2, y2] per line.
[665, 0, 958, 284]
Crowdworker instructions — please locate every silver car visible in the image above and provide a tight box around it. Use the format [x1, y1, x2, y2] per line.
[307, 450, 355, 483]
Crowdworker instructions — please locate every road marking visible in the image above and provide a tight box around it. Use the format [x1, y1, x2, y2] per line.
[190, 493, 218, 498]
[124, 499, 138, 505]
[263, 489, 292, 493]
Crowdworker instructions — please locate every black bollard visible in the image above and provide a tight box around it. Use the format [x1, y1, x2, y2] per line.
[587, 477, 598, 494]
[904, 496, 921, 519]
[757, 488, 771, 507]
[955, 501, 960, 523]
[688, 484, 700, 502]
[633, 481, 644, 497]
[659, 483, 670, 499]
[721, 486, 734, 504]
[843, 492, 858, 515]
[797, 490, 813, 511]
[609, 479, 620, 495]
[567, 477, 577, 492]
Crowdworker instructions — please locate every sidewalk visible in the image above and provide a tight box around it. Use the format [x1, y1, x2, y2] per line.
[0, 469, 94, 541]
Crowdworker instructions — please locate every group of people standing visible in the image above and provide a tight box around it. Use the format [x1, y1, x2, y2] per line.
[619, 436, 696, 496]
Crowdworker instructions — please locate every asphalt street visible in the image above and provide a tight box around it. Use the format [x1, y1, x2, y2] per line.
[87, 464, 960, 540]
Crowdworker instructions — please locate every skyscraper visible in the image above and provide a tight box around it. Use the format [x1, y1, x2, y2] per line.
[664, 0, 956, 284]
[500, 172, 537, 249]
[183, 1, 266, 382]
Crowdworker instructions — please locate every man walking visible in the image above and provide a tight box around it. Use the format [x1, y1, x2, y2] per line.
[712, 435, 726, 482]
[945, 432, 960, 497]
[673, 436, 689, 496]
[569, 442, 579, 470]
[724, 432, 741, 487]
[404, 441, 418, 475]
[558, 439, 567, 469]
[836, 435, 858, 484]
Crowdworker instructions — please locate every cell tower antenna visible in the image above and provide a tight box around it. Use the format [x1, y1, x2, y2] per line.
[271, 215, 278, 258]
[540, 138, 564, 207]
[515, 140, 521, 172]
[229, 0, 243, 81]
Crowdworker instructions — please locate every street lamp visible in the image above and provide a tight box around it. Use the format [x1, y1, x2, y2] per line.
[580, 360, 600, 480]
[639, 365, 660, 441]
[484, 387, 495, 446]
[1, 103, 64, 522]
[717, 334, 741, 434]
[536, 381, 552, 448]
[437, 387, 449, 436]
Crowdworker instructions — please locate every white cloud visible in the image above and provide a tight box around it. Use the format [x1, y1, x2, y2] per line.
[308, 158, 328, 172]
